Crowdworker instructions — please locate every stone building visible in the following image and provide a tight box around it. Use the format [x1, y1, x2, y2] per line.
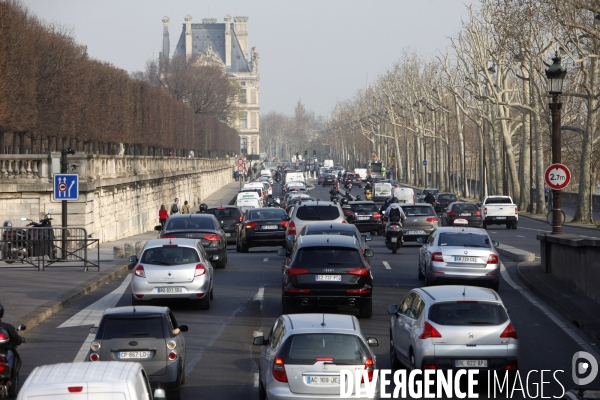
[162, 15, 260, 156]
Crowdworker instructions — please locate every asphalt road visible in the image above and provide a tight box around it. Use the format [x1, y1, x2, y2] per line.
[14, 180, 600, 399]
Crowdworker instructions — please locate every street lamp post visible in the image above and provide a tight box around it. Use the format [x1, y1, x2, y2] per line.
[545, 53, 567, 235]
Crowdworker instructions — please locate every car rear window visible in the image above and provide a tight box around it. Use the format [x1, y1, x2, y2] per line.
[428, 302, 508, 326]
[350, 203, 378, 213]
[141, 246, 200, 265]
[101, 317, 164, 339]
[166, 218, 215, 230]
[296, 205, 341, 221]
[206, 208, 241, 219]
[438, 232, 491, 248]
[280, 334, 368, 365]
[451, 204, 479, 212]
[306, 230, 357, 240]
[249, 209, 285, 219]
[295, 247, 361, 267]
[401, 206, 436, 216]
[438, 194, 457, 201]
[485, 198, 512, 204]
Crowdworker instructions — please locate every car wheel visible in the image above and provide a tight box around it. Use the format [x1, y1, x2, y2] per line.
[424, 267, 433, 287]
[282, 296, 295, 314]
[392, 246, 397, 254]
[418, 262, 424, 280]
[8, 372, 18, 397]
[258, 375, 267, 400]
[482, 221, 487, 229]
[169, 387, 181, 400]
[512, 221, 518, 229]
[409, 349, 417, 371]
[389, 335, 401, 371]
[506, 223, 511, 229]
[490, 280, 500, 292]
[359, 299, 372, 318]
[371, 230, 378, 237]
[209, 285, 214, 300]
[216, 258, 226, 268]
[240, 240, 249, 253]
[180, 364, 186, 385]
[236, 238, 241, 252]
[197, 293, 211, 310]
[131, 296, 143, 306]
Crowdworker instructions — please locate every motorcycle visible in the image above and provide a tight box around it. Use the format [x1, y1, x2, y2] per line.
[1, 224, 27, 264]
[384, 217, 403, 254]
[345, 181, 353, 191]
[0, 324, 26, 399]
[17, 210, 57, 261]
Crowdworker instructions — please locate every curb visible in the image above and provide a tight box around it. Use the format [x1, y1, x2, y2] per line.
[518, 213, 599, 232]
[495, 244, 536, 262]
[19, 262, 130, 331]
[516, 262, 600, 345]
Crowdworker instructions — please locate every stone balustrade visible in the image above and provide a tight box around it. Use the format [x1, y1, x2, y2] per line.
[0, 155, 49, 181]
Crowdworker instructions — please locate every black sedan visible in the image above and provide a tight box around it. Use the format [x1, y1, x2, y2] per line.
[277, 235, 374, 318]
[236, 208, 288, 252]
[155, 214, 228, 268]
[203, 206, 241, 245]
[434, 192, 459, 214]
[345, 173, 363, 188]
[321, 173, 338, 187]
[348, 201, 384, 235]
[442, 201, 483, 227]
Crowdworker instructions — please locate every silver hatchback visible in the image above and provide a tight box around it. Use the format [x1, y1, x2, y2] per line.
[388, 286, 518, 373]
[398, 203, 440, 242]
[253, 313, 380, 400]
[285, 201, 346, 251]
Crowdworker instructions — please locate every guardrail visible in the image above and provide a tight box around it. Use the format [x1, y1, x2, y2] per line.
[0, 227, 99, 271]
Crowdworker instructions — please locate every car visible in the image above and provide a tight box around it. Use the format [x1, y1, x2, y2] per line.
[397, 203, 440, 242]
[434, 192, 459, 214]
[236, 208, 288, 252]
[156, 214, 228, 268]
[373, 182, 392, 202]
[388, 285, 518, 373]
[278, 235, 374, 317]
[129, 238, 215, 308]
[88, 306, 189, 400]
[347, 201, 384, 235]
[417, 187, 440, 202]
[253, 313, 380, 400]
[296, 221, 373, 261]
[284, 201, 346, 251]
[204, 205, 242, 245]
[389, 179, 400, 188]
[321, 173, 338, 187]
[345, 173, 363, 188]
[417, 225, 500, 290]
[443, 202, 483, 227]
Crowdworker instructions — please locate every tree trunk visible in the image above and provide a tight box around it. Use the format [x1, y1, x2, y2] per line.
[454, 99, 466, 197]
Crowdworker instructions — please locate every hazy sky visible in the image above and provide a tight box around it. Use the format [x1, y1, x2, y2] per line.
[21, 0, 471, 117]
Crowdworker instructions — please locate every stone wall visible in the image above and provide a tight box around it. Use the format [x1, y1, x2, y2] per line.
[0, 153, 234, 243]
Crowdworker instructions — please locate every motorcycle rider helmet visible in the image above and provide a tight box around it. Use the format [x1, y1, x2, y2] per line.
[0, 302, 4, 319]
[355, 195, 362, 200]
[390, 197, 399, 204]
[2, 221, 12, 228]
[341, 198, 348, 206]
[199, 203, 208, 213]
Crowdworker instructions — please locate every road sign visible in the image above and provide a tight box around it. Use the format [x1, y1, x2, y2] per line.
[237, 165, 245, 172]
[545, 163, 571, 190]
[53, 174, 79, 201]
[423, 160, 428, 166]
[237, 158, 244, 166]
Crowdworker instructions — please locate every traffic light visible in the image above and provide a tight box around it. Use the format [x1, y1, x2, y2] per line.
[313, 150, 316, 157]
[304, 150, 308, 157]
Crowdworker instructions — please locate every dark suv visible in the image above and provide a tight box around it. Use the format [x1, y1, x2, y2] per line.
[345, 173, 363, 188]
[278, 235, 374, 318]
[204, 206, 241, 245]
[348, 201, 383, 234]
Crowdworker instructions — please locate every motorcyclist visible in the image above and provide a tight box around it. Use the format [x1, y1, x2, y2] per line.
[379, 198, 391, 215]
[424, 191, 436, 206]
[364, 181, 373, 194]
[198, 203, 208, 213]
[329, 186, 339, 202]
[384, 197, 407, 228]
[0, 302, 24, 377]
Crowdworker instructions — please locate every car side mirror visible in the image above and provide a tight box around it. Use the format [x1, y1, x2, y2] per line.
[129, 255, 138, 263]
[154, 225, 163, 231]
[253, 336, 266, 346]
[89, 327, 98, 334]
[493, 241, 500, 247]
[416, 238, 425, 244]
[364, 249, 374, 258]
[366, 337, 379, 347]
[179, 325, 189, 333]
[281, 215, 290, 221]
[277, 248, 287, 257]
[17, 325, 26, 331]
[387, 304, 399, 315]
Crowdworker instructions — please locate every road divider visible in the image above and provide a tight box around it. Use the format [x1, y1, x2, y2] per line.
[495, 243, 536, 262]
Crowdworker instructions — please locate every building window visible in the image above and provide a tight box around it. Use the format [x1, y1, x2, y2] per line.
[240, 89, 247, 104]
[240, 112, 248, 129]
[240, 81, 246, 86]
[241, 137, 248, 157]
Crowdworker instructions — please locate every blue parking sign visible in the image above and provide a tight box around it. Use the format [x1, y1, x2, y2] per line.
[53, 174, 79, 201]
[423, 160, 428, 166]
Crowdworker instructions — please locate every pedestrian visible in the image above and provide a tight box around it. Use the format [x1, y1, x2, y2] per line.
[158, 204, 168, 227]
[170, 198, 181, 215]
[182, 200, 191, 214]
[234, 170, 239, 182]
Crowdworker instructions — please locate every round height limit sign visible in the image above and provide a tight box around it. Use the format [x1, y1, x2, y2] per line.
[545, 163, 571, 190]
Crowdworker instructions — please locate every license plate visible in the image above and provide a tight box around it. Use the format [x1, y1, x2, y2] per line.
[455, 360, 488, 368]
[454, 256, 478, 262]
[495, 217, 506, 220]
[391, 237, 398, 242]
[158, 287, 183, 293]
[357, 216, 370, 220]
[262, 225, 278, 230]
[118, 351, 151, 359]
[407, 230, 426, 235]
[460, 213, 472, 216]
[316, 275, 342, 281]
[305, 375, 341, 385]
[225, 233, 231, 237]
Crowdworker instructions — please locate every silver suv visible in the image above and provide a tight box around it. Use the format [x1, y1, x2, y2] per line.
[253, 313, 380, 400]
[284, 201, 345, 251]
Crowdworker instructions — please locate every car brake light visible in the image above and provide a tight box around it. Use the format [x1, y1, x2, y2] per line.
[500, 322, 518, 339]
[239, 215, 243, 222]
[89, 353, 99, 362]
[316, 357, 334, 361]
[431, 252, 444, 262]
[195, 264, 207, 276]
[448, 211, 456, 216]
[347, 289, 371, 294]
[288, 267, 309, 276]
[419, 322, 442, 339]
[288, 221, 296, 235]
[0, 365, 6, 373]
[162, 235, 177, 238]
[168, 351, 178, 360]
[423, 364, 437, 369]
[505, 361, 518, 370]
[361, 357, 375, 383]
[372, 214, 382, 219]
[273, 357, 288, 382]
[426, 217, 439, 223]
[203, 234, 221, 241]
[245, 221, 258, 229]
[342, 220, 347, 224]
[68, 387, 84, 393]
[515, 207, 518, 215]
[475, 210, 482, 216]
[217, 207, 226, 210]
[484, 207, 487, 214]
[281, 220, 289, 228]
[487, 254, 499, 264]
[348, 267, 368, 276]
[0, 333, 8, 341]
[134, 265, 146, 278]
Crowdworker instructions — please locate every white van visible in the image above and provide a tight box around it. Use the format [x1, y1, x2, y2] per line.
[323, 160, 334, 168]
[236, 191, 262, 204]
[260, 169, 272, 178]
[285, 172, 305, 184]
[354, 168, 368, 180]
[237, 198, 261, 212]
[392, 187, 415, 203]
[373, 182, 393, 202]
[17, 361, 157, 400]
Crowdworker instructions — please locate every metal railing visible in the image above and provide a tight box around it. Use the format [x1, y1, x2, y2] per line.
[0, 227, 99, 271]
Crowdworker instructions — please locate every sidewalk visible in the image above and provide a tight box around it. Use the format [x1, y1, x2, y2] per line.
[0, 182, 244, 330]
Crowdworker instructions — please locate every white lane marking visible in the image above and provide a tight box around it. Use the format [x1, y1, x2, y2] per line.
[500, 263, 600, 358]
[263, 258, 268, 262]
[252, 287, 264, 302]
[383, 261, 391, 270]
[517, 235, 525, 238]
[253, 331, 263, 338]
[59, 275, 132, 328]
[73, 333, 95, 362]
[519, 227, 546, 232]
[254, 373, 260, 388]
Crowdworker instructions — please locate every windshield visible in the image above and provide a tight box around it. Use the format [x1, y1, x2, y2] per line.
[296, 205, 341, 221]
[294, 247, 362, 267]
[141, 246, 201, 265]
[350, 203, 378, 213]
[166, 218, 215, 230]
[401, 206, 435, 216]
[206, 208, 241, 219]
[280, 333, 368, 365]
[101, 317, 164, 339]
[428, 302, 508, 326]
[438, 232, 491, 248]
[438, 194, 457, 201]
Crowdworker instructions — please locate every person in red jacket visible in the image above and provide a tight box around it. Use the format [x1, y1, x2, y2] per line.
[158, 204, 168, 227]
